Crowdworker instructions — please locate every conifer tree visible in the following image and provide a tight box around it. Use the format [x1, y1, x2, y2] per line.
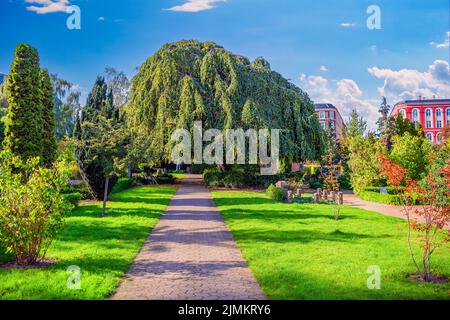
[75, 77, 122, 203]
[4, 44, 43, 161]
[40, 69, 57, 165]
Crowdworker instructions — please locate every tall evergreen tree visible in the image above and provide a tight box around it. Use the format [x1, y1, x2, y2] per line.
[377, 97, 395, 150]
[75, 77, 121, 202]
[0, 82, 8, 146]
[346, 109, 367, 138]
[40, 69, 57, 165]
[4, 44, 43, 161]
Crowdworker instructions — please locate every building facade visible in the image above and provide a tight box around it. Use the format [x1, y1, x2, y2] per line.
[314, 103, 346, 140]
[390, 99, 450, 144]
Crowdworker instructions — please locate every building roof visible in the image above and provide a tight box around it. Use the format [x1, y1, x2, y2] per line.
[314, 103, 338, 110]
[395, 99, 450, 107]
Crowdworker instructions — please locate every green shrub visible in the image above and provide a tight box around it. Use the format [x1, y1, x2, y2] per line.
[0, 152, 72, 265]
[339, 175, 352, 190]
[155, 174, 176, 185]
[63, 192, 82, 209]
[358, 191, 404, 205]
[112, 178, 136, 193]
[203, 168, 223, 186]
[266, 184, 287, 202]
[363, 186, 404, 195]
[309, 177, 323, 189]
[190, 164, 211, 174]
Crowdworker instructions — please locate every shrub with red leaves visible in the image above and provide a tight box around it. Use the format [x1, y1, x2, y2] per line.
[378, 154, 450, 282]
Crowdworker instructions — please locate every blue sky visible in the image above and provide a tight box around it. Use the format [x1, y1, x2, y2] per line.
[0, 0, 449, 128]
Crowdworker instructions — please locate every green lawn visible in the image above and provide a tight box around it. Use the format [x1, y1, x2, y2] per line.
[0, 185, 176, 300]
[212, 191, 449, 300]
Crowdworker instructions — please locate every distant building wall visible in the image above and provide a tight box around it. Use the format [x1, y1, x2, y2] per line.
[314, 103, 346, 140]
[391, 99, 450, 144]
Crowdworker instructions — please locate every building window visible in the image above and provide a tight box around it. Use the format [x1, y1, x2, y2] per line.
[425, 109, 433, 128]
[436, 108, 443, 129]
[436, 133, 443, 144]
[330, 121, 335, 129]
[330, 111, 335, 120]
[320, 122, 326, 129]
[412, 109, 419, 126]
[447, 108, 450, 125]
[400, 109, 406, 119]
[319, 111, 325, 119]
[426, 132, 433, 143]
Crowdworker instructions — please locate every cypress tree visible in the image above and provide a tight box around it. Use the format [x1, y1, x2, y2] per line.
[4, 44, 43, 161]
[40, 69, 57, 165]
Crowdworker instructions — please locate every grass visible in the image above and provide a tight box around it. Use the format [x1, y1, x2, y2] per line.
[0, 185, 176, 300]
[212, 191, 450, 300]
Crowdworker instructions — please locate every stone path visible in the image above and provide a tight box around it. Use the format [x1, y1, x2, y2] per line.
[344, 194, 449, 229]
[113, 175, 266, 300]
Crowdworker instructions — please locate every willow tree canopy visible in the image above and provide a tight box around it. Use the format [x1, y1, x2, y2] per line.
[126, 40, 324, 166]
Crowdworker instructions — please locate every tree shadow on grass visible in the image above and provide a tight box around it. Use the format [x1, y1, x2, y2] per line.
[231, 228, 390, 245]
[220, 208, 361, 222]
[58, 219, 154, 243]
[70, 205, 165, 219]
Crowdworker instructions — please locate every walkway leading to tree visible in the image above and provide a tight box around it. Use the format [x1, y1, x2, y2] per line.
[113, 175, 266, 300]
[344, 194, 449, 229]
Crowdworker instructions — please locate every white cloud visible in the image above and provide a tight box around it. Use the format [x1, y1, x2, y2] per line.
[368, 60, 450, 101]
[98, 16, 105, 21]
[165, 0, 226, 13]
[340, 22, 356, 28]
[299, 74, 379, 130]
[319, 65, 328, 72]
[430, 31, 450, 49]
[25, 0, 73, 14]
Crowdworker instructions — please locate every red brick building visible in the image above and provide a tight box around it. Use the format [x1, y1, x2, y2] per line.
[390, 99, 450, 144]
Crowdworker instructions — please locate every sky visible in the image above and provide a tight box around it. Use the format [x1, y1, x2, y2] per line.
[0, 0, 449, 129]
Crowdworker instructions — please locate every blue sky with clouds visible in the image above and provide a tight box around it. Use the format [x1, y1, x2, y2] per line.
[0, 0, 449, 128]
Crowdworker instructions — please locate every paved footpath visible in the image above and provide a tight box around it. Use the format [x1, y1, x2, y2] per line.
[343, 194, 449, 229]
[113, 175, 266, 300]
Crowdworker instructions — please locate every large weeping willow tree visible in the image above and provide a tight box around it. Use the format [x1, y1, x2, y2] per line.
[126, 40, 324, 167]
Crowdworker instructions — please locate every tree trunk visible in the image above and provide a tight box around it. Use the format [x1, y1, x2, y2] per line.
[102, 176, 109, 218]
[127, 165, 132, 178]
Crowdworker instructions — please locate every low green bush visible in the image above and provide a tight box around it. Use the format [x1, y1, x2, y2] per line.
[112, 178, 136, 193]
[309, 177, 323, 189]
[266, 184, 287, 202]
[358, 191, 404, 205]
[155, 174, 176, 185]
[203, 168, 285, 189]
[363, 186, 404, 195]
[63, 192, 82, 209]
[339, 175, 352, 190]
[0, 152, 72, 265]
